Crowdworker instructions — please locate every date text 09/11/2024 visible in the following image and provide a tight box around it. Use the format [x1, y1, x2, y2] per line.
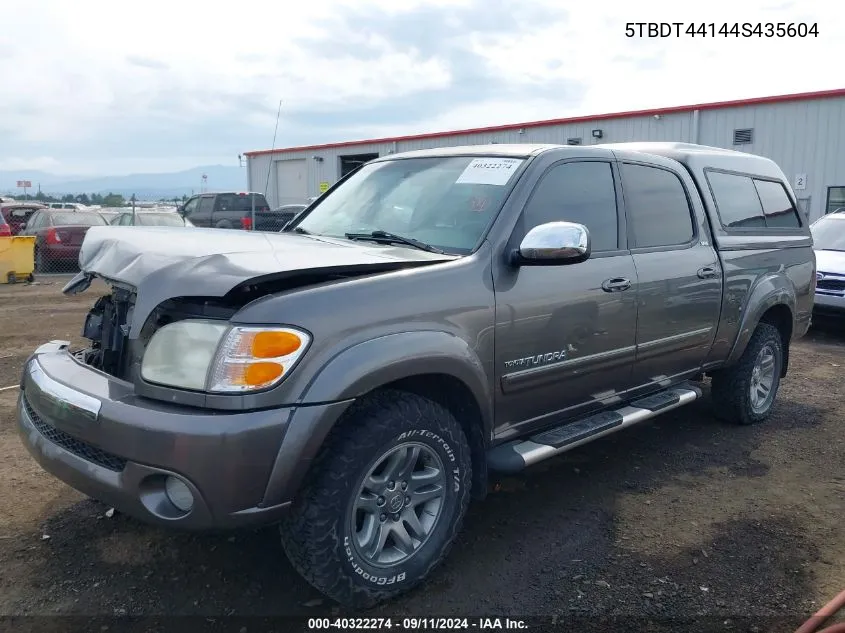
[625, 22, 819, 37]
[307, 618, 528, 630]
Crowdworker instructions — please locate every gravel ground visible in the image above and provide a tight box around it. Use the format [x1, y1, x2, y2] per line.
[0, 277, 843, 633]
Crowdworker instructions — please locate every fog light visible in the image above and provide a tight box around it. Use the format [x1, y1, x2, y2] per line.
[165, 476, 194, 512]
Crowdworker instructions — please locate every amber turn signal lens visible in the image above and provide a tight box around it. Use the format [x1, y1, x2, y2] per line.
[251, 331, 302, 358]
[243, 362, 284, 386]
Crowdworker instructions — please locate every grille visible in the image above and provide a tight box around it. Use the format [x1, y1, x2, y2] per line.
[23, 397, 127, 472]
[817, 277, 845, 292]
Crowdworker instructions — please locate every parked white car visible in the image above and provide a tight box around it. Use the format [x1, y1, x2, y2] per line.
[811, 212, 845, 315]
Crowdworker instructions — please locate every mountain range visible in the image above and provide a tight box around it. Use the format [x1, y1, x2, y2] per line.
[0, 165, 247, 200]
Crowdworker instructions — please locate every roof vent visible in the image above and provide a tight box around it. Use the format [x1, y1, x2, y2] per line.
[733, 128, 753, 145]
[566, 137, 582, 145]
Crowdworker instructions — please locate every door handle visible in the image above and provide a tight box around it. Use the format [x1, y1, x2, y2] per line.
[601, 277, 632, 292]
[697, 266, 720, 279]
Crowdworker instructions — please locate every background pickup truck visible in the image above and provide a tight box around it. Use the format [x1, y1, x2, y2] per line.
[17, 142, 815, 610]
[177, 191, 271, 230]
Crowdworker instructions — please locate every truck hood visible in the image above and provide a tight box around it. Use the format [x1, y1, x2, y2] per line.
[815, 248, 845, 274]
[66, 226, 456, 338]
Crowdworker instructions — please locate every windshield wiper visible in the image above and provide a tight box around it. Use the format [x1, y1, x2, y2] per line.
[344, 230, 447, 254]
[290, 226, 311, 234]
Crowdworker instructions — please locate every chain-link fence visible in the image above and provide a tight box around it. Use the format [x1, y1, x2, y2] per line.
[5, 202, 309, 279]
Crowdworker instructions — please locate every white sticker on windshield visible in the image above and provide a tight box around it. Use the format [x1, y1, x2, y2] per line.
[455, 158, 524, 186]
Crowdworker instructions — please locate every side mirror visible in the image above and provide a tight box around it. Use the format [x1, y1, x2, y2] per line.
[176, 206, 185, 216]
[513, 221, 591, 266]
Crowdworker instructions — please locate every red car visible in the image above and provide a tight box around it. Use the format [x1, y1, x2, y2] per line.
[19, 209, 108, 272]
[1, 202, 48, 235]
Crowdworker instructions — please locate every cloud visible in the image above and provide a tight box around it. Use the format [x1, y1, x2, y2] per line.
[126, 55, 169, 70]
[0, 0, 842, 175]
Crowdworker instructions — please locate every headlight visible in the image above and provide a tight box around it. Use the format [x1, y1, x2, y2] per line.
[141, 320, 311, 393]
[207, 325, 311, 393]
[141, 320, 228, 390]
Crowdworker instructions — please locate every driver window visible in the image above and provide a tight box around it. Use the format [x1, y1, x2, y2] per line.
[182, 197, 199, 216]
[522, 161, 619, 252]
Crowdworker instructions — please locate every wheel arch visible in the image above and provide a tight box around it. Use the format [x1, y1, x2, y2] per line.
[264, 332, 493, 505]
[726, 274, 796, 377]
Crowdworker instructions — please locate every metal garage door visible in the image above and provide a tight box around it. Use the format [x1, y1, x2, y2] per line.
[276, 159, 307, 206]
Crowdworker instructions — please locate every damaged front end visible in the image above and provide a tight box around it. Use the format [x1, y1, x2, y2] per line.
[79, 286, 135, 378]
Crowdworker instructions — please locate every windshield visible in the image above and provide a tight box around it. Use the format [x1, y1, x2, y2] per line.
[811, 216, 845, 251]
[51, 212, 107, 226]
[293, 155, 525, 254]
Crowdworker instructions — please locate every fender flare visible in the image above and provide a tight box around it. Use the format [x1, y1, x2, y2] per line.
[726, 273, 796, 366]
[261, 331, 493, 506]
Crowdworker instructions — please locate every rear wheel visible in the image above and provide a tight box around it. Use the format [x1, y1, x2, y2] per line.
[710, 322, 783, 425]
[34, 248, 50, 273]
[279, 390, 472, 608]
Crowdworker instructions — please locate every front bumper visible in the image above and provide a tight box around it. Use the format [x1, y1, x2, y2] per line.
[814, 290, 845, 315]
[16, 341, 348, 530]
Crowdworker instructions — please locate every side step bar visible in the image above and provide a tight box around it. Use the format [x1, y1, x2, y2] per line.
[487, 384, 702, 473]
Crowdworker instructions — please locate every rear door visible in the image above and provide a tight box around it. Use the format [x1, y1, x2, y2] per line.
[617, 157, 722, 388]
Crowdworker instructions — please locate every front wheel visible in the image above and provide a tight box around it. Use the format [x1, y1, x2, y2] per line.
[279, 390, 472, 608]
[710, 322, 784, 425]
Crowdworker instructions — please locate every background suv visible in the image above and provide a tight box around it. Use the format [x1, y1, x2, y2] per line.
[178, 192, 271, 230]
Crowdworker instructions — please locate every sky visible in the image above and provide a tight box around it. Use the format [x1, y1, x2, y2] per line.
[0, 0, 842, 176]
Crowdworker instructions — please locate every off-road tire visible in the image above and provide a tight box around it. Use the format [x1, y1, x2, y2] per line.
[710, 322, 784, 425]
[279, 389, 473, 608]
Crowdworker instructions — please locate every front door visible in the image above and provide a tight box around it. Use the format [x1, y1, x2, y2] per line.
[617, 160, 722, 388]
[493, 159, 639, 440]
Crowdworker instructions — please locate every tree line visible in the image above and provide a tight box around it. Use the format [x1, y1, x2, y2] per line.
[5, 192, 190, 206]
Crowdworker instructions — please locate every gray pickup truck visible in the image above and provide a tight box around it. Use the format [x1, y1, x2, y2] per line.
[16, 142, 815, 608]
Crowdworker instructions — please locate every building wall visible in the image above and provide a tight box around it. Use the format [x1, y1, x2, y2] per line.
[246, 96, 845, 222]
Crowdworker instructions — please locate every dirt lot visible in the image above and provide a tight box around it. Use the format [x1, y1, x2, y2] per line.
[0, 276, 843, 632]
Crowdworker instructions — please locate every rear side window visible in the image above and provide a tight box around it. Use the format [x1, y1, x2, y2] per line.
[707, 171, 800, 230]
[523, 161, 619, 252]
[216, 193, 270, 212]
[753, 179, 801, 227]
[620, 163, 695, 248]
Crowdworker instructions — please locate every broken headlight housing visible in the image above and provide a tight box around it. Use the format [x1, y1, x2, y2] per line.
[141, 319, 311, 393]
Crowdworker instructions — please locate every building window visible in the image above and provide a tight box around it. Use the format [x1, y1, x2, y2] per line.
[733, 128, 754, 145]
[826, 186, 845, 214]
[566, 138, 582, 145]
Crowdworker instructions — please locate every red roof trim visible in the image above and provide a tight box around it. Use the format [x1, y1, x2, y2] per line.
[243, 88, 845, 157]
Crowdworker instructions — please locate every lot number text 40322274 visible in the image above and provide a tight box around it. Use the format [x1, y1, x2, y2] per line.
[625, 22, 819, 37]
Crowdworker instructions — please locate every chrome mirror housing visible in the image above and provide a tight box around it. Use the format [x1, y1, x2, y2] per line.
[514, 221, 591, 266]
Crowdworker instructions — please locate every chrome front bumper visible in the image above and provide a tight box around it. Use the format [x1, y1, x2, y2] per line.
[16, 341, 295, 529]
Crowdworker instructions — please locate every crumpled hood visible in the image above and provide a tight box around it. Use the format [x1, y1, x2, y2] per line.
[70, 226, 455, 337]
[815, 249, 845, 275]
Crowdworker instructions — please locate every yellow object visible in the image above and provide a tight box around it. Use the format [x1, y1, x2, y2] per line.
[318, 181, 330, 193]
[251, 330, 302, 358]
[0, 235, 36, 284]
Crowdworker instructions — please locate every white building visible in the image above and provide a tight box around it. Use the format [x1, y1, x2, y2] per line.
[244, 88, 845, 223]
